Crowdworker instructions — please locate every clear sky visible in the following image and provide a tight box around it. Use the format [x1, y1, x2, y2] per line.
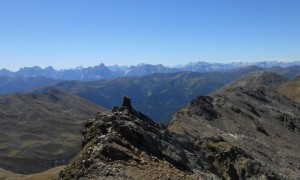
[0, 0, 299, 70]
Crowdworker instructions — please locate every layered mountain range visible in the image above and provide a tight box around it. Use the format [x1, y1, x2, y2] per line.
[29, 65, 300, 123]
[0, 76, 61, 94]
[36, 66, 263, 123]
[1, 61, 300, 80]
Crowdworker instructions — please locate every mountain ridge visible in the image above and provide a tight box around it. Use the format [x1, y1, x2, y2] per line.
[168, 72, 300, 179]
[34, 66, 264, 123]
[0, 76, 61, 94]
[1, 61, 300, 80]
[60, 96, 281, 179]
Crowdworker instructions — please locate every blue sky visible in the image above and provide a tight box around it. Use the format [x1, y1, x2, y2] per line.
[0, 0, 299, 70]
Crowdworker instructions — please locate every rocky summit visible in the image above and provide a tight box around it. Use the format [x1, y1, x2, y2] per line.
[60, 96, 211, 179]
[60, 95, 285, 180]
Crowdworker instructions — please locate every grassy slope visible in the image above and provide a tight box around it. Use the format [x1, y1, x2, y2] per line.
[277, 76, 300, 103]
[0, 166, 64, 180]
[0, 89, 104, 174]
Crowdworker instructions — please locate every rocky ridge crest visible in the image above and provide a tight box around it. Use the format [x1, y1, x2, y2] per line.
[60, 97, 213, 179]
[169, 72, 300, 179]
[60, 94, 285, 179]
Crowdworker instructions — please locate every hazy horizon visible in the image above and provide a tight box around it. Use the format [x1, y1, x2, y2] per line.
[0, 0, 299, 70]
[1, 60, 300, 72]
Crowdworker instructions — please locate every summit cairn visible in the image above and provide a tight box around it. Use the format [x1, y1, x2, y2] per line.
[122, 96, 132, 109]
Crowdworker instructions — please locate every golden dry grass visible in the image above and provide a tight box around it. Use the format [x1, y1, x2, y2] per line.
[277, 81, 300, 103]
[0, 166, 64, 180]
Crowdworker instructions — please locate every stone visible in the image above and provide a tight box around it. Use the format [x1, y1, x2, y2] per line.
[122, 96, 132, 109]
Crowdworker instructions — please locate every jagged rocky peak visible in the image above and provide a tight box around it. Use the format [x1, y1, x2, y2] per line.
[60, 96, 216, 179]
[60, 96, 285, 179]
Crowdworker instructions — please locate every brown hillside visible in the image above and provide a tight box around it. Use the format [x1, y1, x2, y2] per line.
[0, 89, 104, 174]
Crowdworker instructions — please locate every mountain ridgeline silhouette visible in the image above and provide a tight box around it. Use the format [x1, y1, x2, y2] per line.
[1, 61, 300, 80]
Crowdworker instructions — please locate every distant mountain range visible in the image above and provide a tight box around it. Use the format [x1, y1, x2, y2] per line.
[0, 76, 61, 94]
[0, 65, 300, 123]
[35, 66, 264, 123]
[31, 65, 299, 123]
[1, 61, 300, 80]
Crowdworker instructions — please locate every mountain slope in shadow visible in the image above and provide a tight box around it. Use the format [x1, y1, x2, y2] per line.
[38, 66, 263, 123]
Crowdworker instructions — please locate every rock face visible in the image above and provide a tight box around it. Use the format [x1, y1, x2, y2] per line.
[169, 72, 300, 179]
[60, 96, 283, 179]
